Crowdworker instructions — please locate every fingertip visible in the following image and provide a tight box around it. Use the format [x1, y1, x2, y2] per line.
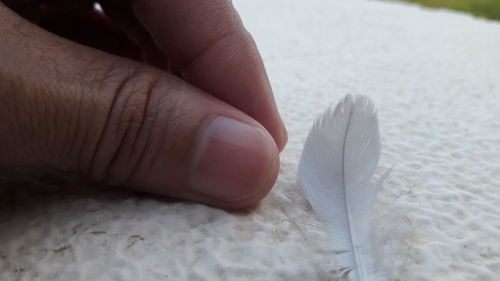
[189, 116, 279, 205]
[226, 133, 280, 210]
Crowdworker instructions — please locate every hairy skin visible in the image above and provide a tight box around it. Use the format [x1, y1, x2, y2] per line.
[0, 1, 287, 209]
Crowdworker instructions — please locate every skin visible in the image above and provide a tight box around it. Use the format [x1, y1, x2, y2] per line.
[0, 0, 287, 210]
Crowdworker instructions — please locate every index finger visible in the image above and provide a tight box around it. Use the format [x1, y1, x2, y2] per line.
[131, 0, 287, 150]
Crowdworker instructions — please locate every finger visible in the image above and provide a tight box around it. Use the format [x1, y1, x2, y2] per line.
[0, 4, 279, 209]
[130, 0, 288, 150]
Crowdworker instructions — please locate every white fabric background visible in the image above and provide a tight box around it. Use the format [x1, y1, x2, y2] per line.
[1, 0, 499, 280]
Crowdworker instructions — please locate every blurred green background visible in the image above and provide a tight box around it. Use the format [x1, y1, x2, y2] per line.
[397, 0, 500, 20]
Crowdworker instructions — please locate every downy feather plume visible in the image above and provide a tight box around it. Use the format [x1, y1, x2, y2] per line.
[298, 95, 389, 281]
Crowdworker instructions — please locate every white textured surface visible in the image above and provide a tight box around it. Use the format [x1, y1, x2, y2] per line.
[1, 0, 500, 280]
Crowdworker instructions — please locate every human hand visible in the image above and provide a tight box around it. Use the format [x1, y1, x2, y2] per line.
[0, 0, 287, 209]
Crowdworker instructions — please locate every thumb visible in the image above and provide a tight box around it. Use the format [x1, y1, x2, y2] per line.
[0, 6, 279, 209]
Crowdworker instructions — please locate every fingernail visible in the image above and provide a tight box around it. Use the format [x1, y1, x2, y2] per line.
[190, 116, 276, 202]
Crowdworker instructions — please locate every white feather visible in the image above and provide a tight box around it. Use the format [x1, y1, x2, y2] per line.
[298, 95, 389, 281]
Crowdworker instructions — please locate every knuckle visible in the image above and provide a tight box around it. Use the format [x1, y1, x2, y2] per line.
[85, 65, 179, 186]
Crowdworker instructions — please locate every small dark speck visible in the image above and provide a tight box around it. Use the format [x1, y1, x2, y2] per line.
[130, 235, 145, 241]
[71, 224, 83, 235]
[52, 245, 72, 253]
[89, 231, 107, 235]
[126, 235, 146, 249]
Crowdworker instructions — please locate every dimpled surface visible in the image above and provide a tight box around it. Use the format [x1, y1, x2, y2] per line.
[1, 0, 500, 280]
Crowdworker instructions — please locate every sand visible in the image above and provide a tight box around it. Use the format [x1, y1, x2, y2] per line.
[1, 0, 499, 280]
